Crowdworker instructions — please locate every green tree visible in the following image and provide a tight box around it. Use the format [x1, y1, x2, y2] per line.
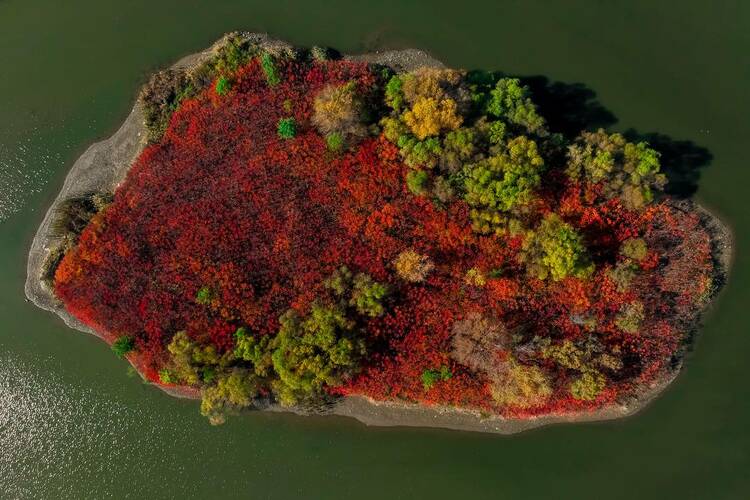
[233, 327, 273, 377]
[570, 370, 606, 401]
[566, 129, 666, 210]
[421, 365, 452, 390]
[350, 273, 389, 317]
[271, 305, 366, 406]
[615, 301, 645, 333]
[406, 170, 429, 195]
[260, 52, 280, 86]
[620, 237, 648, 261]
[195, 286, 214, 305]
[200, 369, 259, 425]
[463, 136, 544, 233]
[486, 78, 545, 133]
[326, 132, 344, 152]
[521, 213, 594, 281]
[215, 76, 231, 96]
[385, 75, 405, 111]
[111, 335, 135, 358]
[277, 117, 297, 139]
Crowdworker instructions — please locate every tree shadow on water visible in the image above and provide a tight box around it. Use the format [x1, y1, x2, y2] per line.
[623, 130, 713, 198]
[521, 75, 618, 138]
[468, 70, 713, 198]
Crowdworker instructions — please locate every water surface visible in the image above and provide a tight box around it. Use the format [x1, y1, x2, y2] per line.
[1, 1, 747, 498]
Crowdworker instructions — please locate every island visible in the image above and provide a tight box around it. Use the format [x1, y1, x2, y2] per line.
[26, 33, 731, 433]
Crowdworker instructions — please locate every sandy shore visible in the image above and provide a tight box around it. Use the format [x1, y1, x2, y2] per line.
[25, 33, 733, 434]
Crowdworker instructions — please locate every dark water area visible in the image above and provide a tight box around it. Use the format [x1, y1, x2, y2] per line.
[1, 1, 747, 498]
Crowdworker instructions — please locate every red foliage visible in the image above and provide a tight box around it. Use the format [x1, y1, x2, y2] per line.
[54, 58, 715, 417]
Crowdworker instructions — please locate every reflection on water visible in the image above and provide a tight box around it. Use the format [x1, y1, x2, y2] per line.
[0, 135, 59, 222]
[0, 353, 191, 499]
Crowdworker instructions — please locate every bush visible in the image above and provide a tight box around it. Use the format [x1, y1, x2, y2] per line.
[260, 53, 281, 86]
[111, 335, 135, 358]
[277, 117, 297, 139]
[521, 213, 593, 281]
[421, 365, 452, 390]
[393, 249, 434, 283]
[403, 97, 462, 139]
[312, 82, 365, 137]
[566, 129, 666, 210]
[215, 76, 231, 96]
[406, 170, 429, 195]
[570, 370, 606, 401]
[486, 78, 545, 133]
[271, 306, 366, 406]
[326, 132, 344, 152]
[463, 136, 544, 233]
[350, 273, 388, 317]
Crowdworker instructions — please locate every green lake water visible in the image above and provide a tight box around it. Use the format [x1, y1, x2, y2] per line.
[1, 1, 748, 498]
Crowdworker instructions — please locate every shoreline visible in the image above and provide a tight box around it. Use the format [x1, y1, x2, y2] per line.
[25, 32, 734, 434]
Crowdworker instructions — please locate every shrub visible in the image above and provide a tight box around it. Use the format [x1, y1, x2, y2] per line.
[326, 132, 344, 152]
[277, 117, 297, 139]
[402, 97, 462, 139]
[421, 365, 452, 390]
[215, 76, 231, 96]
[406, 170, 429, 195]
[111, 335, 135, 358]
[570, 370, 606, 401]
[392, 249, 434, 283]
[350, 273, 388, 317]
[463, 136, 544, 233]
[521, 213, 594, 281]
[260, 53, 281, 85]
[489, 359, 552, 408]
[271, 306, 366, 406]
[312, 82, 365, 136]
[451, 313, 510, 374]
[486, 78, 545, 133]
[566, 129, 666, 210]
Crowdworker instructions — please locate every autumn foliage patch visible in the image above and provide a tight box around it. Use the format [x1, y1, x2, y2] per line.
[53, 37, 716, 422]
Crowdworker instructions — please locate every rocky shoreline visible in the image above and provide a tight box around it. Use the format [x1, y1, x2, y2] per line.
[25, 33, 733, 434]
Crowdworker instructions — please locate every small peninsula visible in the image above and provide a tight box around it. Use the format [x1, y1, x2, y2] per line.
[26, 33, 731, 433]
